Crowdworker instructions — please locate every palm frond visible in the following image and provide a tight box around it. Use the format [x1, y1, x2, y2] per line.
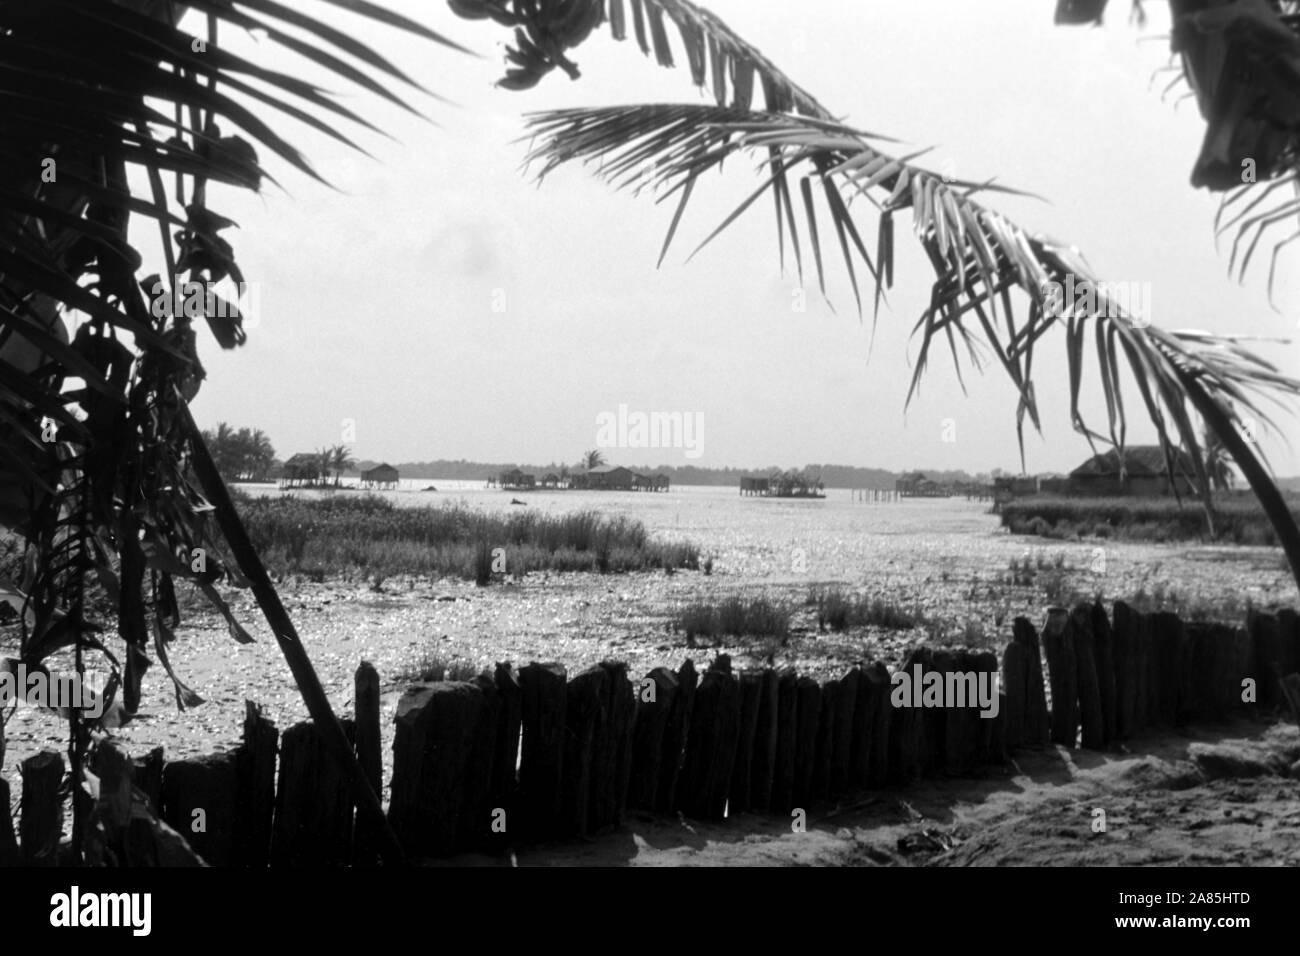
[511, 8, 1300, 589]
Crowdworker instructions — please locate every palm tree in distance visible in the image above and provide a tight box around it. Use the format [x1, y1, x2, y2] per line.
[583, 449, 607, 470]
[329, 444, 358, 487]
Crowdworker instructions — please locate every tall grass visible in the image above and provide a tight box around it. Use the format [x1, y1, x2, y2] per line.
[674, 595, 791, 645]
[233, 493, 699, 582]
[808, 586, 927, 632]
[1001, 494, 1300, 545]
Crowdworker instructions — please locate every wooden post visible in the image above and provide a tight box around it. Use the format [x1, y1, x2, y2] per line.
[729, 669, 765, 814]
[680, 657, 740, 820]
[1279, 609, 1300, 679]
[1151, 611, 1186, 725]
[771, 669, 799, 812]
[889, 648, 930, 782]
[812, 678, 839, 800]
[792, 676, 822, 809]
[1091, 602, 1116, 743]
[863, 662, 892, 786]
[160, 752, 241, 867]
[1042, 608, 1077, 747]
[1248, 610, 1283, 712]
[489, 662, 522, 840]
[657, 658, 697, 812]
[628, 667, 677, 810]
[1070, 605, 1105, 750]
[561, 666, 606, 837]
[518, 662, 567, 838]
[235, 702, 277, 868]
[271, 720, 354, 866]
[1002, 639, 1028, 751]
[831, 666, 860, 792]
[1230, 624, 1255, 716]
[387, 682, 489, 859]
[464, 674, 501, 851]
[131, 745, 165, 816]
[1111, 602, 1138, 739]
[20, 751, 64, 866]
[748, 668, 779, 812]
[595, 660, 636, 831]
[351, 663, 382, 866]
[850, 662, 874, 786]
[0, 777, 19, 866]
[1013, 617, 1050, 746]
[971, 649, 999, 766]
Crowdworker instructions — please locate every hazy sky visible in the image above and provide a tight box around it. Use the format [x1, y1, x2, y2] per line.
[154, 0, 1300, 475]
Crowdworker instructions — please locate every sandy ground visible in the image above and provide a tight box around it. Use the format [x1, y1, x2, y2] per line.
[447, 720, 1300, 867]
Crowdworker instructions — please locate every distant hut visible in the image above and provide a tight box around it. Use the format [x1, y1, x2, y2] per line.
[500, 468, 535, 490]
[1068, 445, 1196, 497]
[652, 473, 670, 492]
[541, 473, 560, 489]
[632, 472, 653, 492]
[280, 453, 321, 488]
[360, 463, 399, 490]
[586, 464, 636, 490]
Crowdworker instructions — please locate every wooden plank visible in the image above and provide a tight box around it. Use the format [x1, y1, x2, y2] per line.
[771, 669, 799, 812]
[657, 658, 697, 812]
[1071, 605, 1105, 750]
[595, 660, 636, 831]
[748, 668, 779, 812]
[271, 720, 353, 866]
[971, 649, 1000, 765]
[1042, 607, 1077, 747]
[161, 751, 240, 866]
[831, 666, 859, 792]
[1248, 610, 1284, 712]
[489, 662, 522, 838]
[463, 673, 501, 851]
[1091, 601, 1116, 743]
[518, 662, 567, 838]
[862, 662, 892, 786]
[235, 702, 277, 868]
[350, 663, 382, 866]
[728, 669, 764, 814]
[1151, 611, 1186, 726]
[1013, 617, 1050, 746]
[20, 751, 65, 866]
[812, 678, 839, 800]
[131, 745, 164, 817]
[0, 777, 17, 866]
[680, 658, 740, 820]
[561, 666, 606, 837]
[1111, 602, 1138, 739]
[792, 676, 822, 809]
[889, 648, 930, 782]
[628, 667, 677, 810]
[1001, 640, 1028, 751]
[387, 682, 490, 858]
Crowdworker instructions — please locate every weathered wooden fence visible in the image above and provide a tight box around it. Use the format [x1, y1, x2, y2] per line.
[2, 602, 1297, 865]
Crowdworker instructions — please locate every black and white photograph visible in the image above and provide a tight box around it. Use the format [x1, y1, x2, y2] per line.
[0, 0, 1297, 937]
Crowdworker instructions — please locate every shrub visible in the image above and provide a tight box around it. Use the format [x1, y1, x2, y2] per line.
[232, 495, 699, 582]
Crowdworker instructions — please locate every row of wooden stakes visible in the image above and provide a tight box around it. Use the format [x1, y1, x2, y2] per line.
[2, 604, 1297, 864]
